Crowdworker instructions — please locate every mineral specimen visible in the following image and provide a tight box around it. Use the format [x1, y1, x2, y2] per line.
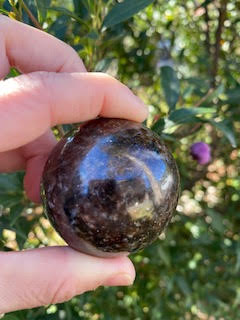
[41, 118, 180, 257]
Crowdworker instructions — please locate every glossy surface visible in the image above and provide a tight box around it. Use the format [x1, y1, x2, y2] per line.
[41, 118, 180, 257]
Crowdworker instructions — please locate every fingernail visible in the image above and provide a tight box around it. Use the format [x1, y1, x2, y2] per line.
[104, 273, 134, 286]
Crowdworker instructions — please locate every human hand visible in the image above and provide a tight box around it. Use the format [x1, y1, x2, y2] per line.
[0, 15, 148, 313]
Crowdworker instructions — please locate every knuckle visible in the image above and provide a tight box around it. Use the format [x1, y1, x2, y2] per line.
[9, 72, 51, 98]
[23, 72, 53, 115]
[25, 71, 53, 92]
[93, 73, 128, 92]
[49, 275, 77, 305]
[12, 72, 52, 117]
[58, 44, 85, 72]
[48, 248, 78, 305]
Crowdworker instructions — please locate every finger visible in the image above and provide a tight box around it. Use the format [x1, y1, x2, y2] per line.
[0, 14, 86, 172]
[0, 246, 135, 313]
[0, 15, 86, 78]
[21, 130, 57, 202]
[0, 150, 25, 172]
[0, 129, 57, 172]
[0, 132, 57, 203]
[0, 72, 148, 152]
[0, 131, 57, 203]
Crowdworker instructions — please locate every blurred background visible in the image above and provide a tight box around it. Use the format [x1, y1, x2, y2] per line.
[0, 0, 240, 319]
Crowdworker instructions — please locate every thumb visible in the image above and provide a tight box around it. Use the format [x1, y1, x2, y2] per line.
[0, 246, 135, 313]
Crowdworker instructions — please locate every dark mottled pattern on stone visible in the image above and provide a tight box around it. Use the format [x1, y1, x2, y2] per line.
[41, 118, 180, 257]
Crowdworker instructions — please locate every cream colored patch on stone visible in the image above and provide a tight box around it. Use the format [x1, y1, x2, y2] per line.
[128, 197, 154, 220]
[161, 173, 173, 191]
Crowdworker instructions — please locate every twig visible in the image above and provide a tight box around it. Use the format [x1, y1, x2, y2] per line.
[183, 166, 208, 191]
[204, 5, 211, 58]
[174, 123, 202, 139]
[194, 87, 214, 107]
[21, 0, 43, 30]
[211, 0, 227, 87]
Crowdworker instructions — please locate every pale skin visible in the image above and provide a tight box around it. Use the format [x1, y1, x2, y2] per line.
[0, 15, 148, 313]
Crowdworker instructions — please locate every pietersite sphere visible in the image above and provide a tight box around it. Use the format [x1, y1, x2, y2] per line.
[41, 118, 180, 258]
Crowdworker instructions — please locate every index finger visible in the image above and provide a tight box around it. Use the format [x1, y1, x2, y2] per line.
[0, 15, 86, 78]
[0, 72, 148, 152]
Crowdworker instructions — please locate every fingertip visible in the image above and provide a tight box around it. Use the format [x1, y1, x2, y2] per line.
[102, 256, 136, 286]
[114, 255, 136, 282]
[81, 72, 149, 123]
[133, 95, 149, 122]
[67, 247, 136, 288]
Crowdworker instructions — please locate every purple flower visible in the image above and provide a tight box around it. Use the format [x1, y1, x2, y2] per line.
[190, 142, 211, 165]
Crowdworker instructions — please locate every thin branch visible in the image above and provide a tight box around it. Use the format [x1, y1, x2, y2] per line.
[174, 123, 202, 139]
[194, 87, 214, 107]
[21, 0, 43, 30]
[211, 0, 228, 87]
[204, 5, 211, 58]
[183, 166, 208, 191]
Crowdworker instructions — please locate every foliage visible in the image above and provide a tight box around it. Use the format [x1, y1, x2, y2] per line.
[0, 0, 240, 319]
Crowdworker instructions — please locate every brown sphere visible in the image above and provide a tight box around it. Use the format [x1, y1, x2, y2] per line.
[41, 118, 180, 257]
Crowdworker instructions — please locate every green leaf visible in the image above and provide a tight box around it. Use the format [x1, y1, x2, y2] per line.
[206, 208, 224, 234]
[203, 84, 224, 104]
[95, 58, 114, 72]
[87, 30, 98, 40]
[0, 8, 9, 15]
[225, 86, 240, 105]
[22, 0, 38, 25]
[47, 6, 89, 27]
[9, 204, 25, 227]
[161, 66, 180, 111]
[5, 67, 20, 79]
[3, 0, 12, 12]
[200, 0, 214, 7]
[175, 276, 192, 296]
[103, 0, 154, 28]
[15, 216, 37, 249]
[49, 15, 69, 40]
[168, 107, 215, 124]
[73, 0, 89, 18]
[210, 119, 237, 148]
[0, 194, 23, 207]
[0, 172, 24, 208]
[182, 85, 194, 99]
[151, 118, 165, 134]
[158, 247, 171, 267]
[161, 133, 177, 142]
[0, 172, 23, 193]
[34, 0, 51, 22]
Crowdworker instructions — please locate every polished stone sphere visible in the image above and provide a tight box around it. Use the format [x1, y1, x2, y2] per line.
[41, 118, 180, 257]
